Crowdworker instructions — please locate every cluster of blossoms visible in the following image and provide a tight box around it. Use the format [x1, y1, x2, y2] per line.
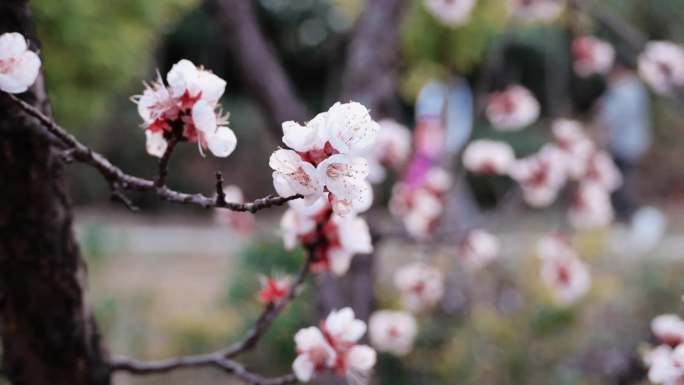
[638, 41, 684, 95]
[644, 313, 684, 385]
[0, 32, 41, 94]
[133, 59, 237, 158]
[463, 119, 621, 229]
[389, 168, 453, 239]
[457, 229, 501, 271]
[281, 198, 373, 276]
[536, 233, 591, 305]
[572, 36, 616, 77]
[423, 0, 477, 27]
[394, 262, 445, 313]
[485, 85, 541, 131]
[277, 102, 377, 276]
[293, 307, 376, 383]
[508, 0, 565, 23]
[271, 101, 378, 216]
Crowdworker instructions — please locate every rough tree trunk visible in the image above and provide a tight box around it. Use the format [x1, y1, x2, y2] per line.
[0, 2, 110, 385]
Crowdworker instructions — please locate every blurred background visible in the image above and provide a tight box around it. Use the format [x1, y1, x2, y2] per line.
[9, 0, 684, 384]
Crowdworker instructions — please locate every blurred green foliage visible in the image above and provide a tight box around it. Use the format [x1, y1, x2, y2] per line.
[224, 240, 314, 374]
[33, 0, 199, 135]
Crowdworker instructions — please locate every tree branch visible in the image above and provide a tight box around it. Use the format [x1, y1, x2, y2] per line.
[3, 92, 302, 212]
[110, 252, 312, 379]
[208, 0, 311, 139]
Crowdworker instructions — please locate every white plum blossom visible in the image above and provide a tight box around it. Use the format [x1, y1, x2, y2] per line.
[486, 85, 540, 131]
[644, 344, 684, 385]
[327, 101, 380, 154]
[293, 308, 376, 383]
[166, 59, 226, 105]
[568, 183, 614, 229]
[282, 112, 329, 153]
[572, 36, 615, 77]
[509, 145, 568, 207]
[280, 199, 326, 250]
[317, 154, 371, 216]
[394, 262, 445, 313]
[583, 151, 622, 193]
[327, 214, 373, 276]
[390, 174, 449, 240]
[270, 149, 323, 200]
[364, 119, 412, 183]
[0, 32, 41, 94]
[324, 307, 367, 346]
[133, 59, 236, 158]
[292, 327, 337, 382]
[462, 139, 516, 175]
[271, 102, 378, 216]
[508, 0, 565, 23]
[145, 130, 168, 158]
[458, 229, 501, 271]
[639, 41, 684, 94]
[423, 0, 477, 27]
[369, 310, 418, 356]
[652, 314, 684, 347]
[552, 119, 595, 180]
[540, 248, 591, 305]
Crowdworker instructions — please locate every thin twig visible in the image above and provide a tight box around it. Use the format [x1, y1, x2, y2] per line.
[110, 253, 312, 376]
[155, 137, 178, 187]
[4, 93, 302, 212]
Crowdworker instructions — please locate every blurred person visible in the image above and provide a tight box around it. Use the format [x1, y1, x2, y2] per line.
[596, 63, 652, 222]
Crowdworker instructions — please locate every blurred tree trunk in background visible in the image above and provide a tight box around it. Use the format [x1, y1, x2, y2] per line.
[0, 1, 110, 385]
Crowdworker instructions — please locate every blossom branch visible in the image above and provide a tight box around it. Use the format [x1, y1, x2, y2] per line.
[110, 251, 312, 378]
[4, 92, 302, 212]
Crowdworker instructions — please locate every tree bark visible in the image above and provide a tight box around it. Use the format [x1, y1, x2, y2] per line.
[0, 2, 110, 385]
[318, 0, 407, 323]
[208, 0, 311, 140]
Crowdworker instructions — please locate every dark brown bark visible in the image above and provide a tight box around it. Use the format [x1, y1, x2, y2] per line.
[207, 0, 311, 140]
[0, 2, 110, 384]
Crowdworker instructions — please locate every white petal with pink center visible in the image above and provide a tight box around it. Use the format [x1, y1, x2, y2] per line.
[652, 314, 684, 347]
[327, 102, 379, 154]
[166, 59, 226, 104]
[324, 307, 367, 345]
[552, 119, 595, 179]
[293, 327, 337, 382]
[145, 131, 168, 158]
[644, 345, 684, 385]
[135, 76, 179, 128]
[317, 154, 370, 215]
[270, 149, 323, 198]
[369, 310, 418, 356]
[486, 85, 540, 131]
[509, 145, 568, 207]
[0, 32, 41, 94]
[572, 36, 615, 77]
[345, 345, 377, 380]
[282, 112, 329, 153]
[463, 139, 515, 175]
[639, 41, 684, 94]
[335, 214, 373, 255]
[583, 151, 622, 193]
[394, 262, 445, 313]
[540, 253, 591, 305]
